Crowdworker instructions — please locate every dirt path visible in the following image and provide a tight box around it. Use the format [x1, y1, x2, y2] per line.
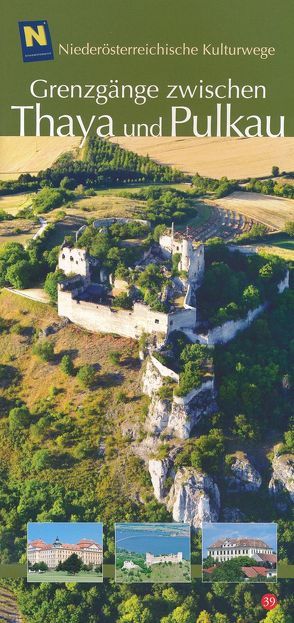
[5, 287, 49, 304]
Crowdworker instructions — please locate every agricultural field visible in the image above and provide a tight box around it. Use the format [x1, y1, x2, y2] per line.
[0, 137, 81, 180]
[213, 191, 294, 230]
[110, 137, 294, 180]
[0, 218, 39, 245]
[0, 192, 33, 216]
[0, 587, 22, 623]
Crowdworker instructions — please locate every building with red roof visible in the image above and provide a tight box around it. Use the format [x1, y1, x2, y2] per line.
[28, 536, 103, 569]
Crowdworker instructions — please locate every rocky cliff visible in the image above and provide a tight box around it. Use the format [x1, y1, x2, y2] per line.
[167, 467, 220, 528]
[269, 451, 294, 508]
[226, 453, 262, 492]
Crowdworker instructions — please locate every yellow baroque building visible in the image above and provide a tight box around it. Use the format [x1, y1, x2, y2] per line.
[28, 536, 103, 568]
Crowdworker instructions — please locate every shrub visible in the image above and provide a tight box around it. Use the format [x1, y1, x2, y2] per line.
[9, 406, 31, 433]
[108, 351, 122, 365]
[60, 354, 75, 376]
[112, 292, 133, 310]
[44, 270, 64, 304]
[77, 364, 96, 388]
[31, 449, 52, 470]
[32, 340, 55, 362]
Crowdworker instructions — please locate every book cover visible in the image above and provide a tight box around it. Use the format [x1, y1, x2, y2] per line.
[0, 1, 293, 621]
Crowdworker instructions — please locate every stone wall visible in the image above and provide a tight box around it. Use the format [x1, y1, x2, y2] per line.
[58, 288, 169, 339]
[58, 287, 198, 340]
[196, 304, 267, 346]
[168, 306, 196, 333]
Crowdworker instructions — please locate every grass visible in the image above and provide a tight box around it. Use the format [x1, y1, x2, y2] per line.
[45, 215, 87, 249]
[116, 559, 191, 583]
[0, 290, 149, 501]
[27, 570, 102, 583]
[0, 193, 33, 216]
[70, 194, 143, 219]
[176, 202, 212, 231]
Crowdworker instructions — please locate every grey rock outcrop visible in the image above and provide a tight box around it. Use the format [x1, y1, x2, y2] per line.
[142, 358, 165, 397]
[226, 454, 262, 492]
[167, 467, 220, 528]
[269, 452, 294, 507]
[148, 447, 180, 502]
[145, 389, 217, 439]
[142, 356, 216, 439]
[148, 457, 173, 502]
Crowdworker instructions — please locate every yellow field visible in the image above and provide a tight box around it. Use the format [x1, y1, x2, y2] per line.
[213, 191, 294, 230]
[0, 192, 33, 215]
[110, 137, 294, 180]
[1, 136, 294, 182]
[0, 136, 81, 180]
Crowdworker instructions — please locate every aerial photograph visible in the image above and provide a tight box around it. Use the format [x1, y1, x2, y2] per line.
[115, 522, 191, 583]
[202, 522, 277, 583]
[0, 134, 293, 620]
[27, 522, 103, 583]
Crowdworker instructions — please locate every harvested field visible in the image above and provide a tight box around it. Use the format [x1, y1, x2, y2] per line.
[0, 218, 39, 245]
[0, 193, 32, 216]
[0, 137, 81, 180]
[213, 191, 294, 230]
[110, 137, 294, 180]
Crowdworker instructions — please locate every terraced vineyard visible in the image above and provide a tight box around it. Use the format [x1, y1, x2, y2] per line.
[177, 206, 254, 242]
[0, 588, 22, 623]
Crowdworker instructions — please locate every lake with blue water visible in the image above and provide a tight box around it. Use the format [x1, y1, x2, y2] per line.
[116, 527, 191, 560]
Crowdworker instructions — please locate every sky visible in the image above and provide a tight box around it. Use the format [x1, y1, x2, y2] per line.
[202, 523, 277, 558]
[28, 522, 103, 545]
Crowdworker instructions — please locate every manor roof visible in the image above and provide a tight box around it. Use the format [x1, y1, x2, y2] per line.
[209, 538, 270, 549]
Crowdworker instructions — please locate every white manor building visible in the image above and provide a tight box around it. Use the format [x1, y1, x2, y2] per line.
[27, 536, 103, 568]
[146, 551, 183, 566]
[207, 538, 274, 563]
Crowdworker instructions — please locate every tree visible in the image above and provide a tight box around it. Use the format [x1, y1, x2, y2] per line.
[9, 406, 31, 433]
[196, 612, 212, 623]
[272, 166, 279, 177]
[260, 605, 292, 623]
[284, 221, 294, 237]
[32, 340, 55, 362]
[118, 595, 152, 623]
[77, 364, 96, 388]
[6, 260, 32, 289]
[60, 354, 75, 376]
[58, 553, 83, 575]
[31, 449, 52, 470]
[44, 270, 64, 304]
[232, 414, 256, 440]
